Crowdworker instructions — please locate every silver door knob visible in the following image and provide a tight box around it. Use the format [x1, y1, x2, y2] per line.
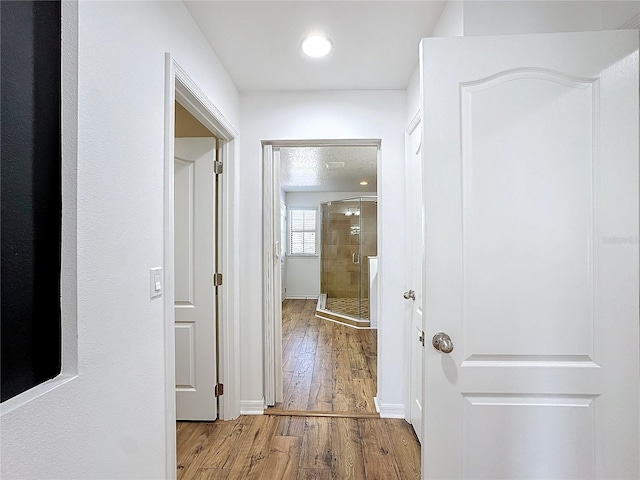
[403, 289, 415, 300]
[432, 332, 454, 354]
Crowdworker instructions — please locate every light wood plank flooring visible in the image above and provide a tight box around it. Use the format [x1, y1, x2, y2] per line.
[177, 415, 420, 479]
[176, 299, 420, 479]
[275, 299, 377, 413]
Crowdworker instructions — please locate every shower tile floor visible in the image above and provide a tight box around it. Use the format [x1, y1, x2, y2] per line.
[325, 297, 369, 319]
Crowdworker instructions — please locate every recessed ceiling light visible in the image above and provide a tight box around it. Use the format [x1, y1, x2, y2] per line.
[360, 180, 368, 186]
[301, 34, 333, 58]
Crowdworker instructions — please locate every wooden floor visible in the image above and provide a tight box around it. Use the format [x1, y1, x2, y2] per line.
[176, 299, 420, 479]
[275, 299, 377, 413]
[177, 415, 421, 479]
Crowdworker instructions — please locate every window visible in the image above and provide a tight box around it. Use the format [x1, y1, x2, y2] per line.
[289, 208, 317, 256]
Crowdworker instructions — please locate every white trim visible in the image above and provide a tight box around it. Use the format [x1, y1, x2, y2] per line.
[61, 0, 79, 382]
[620, 12, 640, 29]
[217, 137, 241, 422]
[273, 151, 284, 405]
[406, 109, 421, 135]
[285, 295, 320, 300]
[173, 63, 238, 140]
[374, 145, 385, 420]
[315, 315, 375, 330]
[262, 138, 382, 414]
[0, 375, 77, 416]
[163, 54, 178, 480]
[263, 144, 276, 406]
[375, 400, 405, 419]
[164, 54, 239, 480]
[262, 138, 381, 148]
[263, 146, 284, 406]
[240, 399, 266, 415]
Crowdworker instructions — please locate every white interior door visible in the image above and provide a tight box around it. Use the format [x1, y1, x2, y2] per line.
[174, 137, 217, 421]
[421, 30, 639, 479]
[406, 114, 424, 443]
[273, 151, 283, 403]
[263, 145, 283, 406]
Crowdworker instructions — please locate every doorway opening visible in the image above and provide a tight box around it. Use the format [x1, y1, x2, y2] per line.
[163, 55, 239, 478]
[173, 104, 220, 422]
[262, 140, 380, 416]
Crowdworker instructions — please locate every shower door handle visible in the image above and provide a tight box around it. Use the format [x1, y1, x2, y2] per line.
[352, 252, 360, 264]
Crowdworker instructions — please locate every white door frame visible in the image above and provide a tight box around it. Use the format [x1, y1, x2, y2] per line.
[163, 54, 240, 479]
[404, 109, 423, 441]
[262, 138, 381, 407]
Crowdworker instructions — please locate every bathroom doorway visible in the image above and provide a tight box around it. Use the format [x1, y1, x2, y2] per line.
[262, 140, 380, 413]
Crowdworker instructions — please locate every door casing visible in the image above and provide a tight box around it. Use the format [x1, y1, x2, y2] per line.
[163, 54, 239, 479]
[405, 110, 424, 443]
[261, 138, 382, 407]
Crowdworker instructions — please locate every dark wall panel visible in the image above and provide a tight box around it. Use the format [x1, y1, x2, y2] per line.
[1, 1, 62, 402]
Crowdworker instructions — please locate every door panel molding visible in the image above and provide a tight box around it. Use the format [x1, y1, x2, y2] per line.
[420, 31, 639, 479]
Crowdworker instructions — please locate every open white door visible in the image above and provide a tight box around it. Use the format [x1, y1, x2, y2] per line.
[263, 144, 283, 406]
[406, 113, 424, 443]
[421, 30, 639, 479]
[174, 137, 218, 421]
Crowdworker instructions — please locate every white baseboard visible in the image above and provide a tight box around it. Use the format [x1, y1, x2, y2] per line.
[285, 295, 319, 300]
[240, 398, 265, 415]
[374, 397, 405, 419]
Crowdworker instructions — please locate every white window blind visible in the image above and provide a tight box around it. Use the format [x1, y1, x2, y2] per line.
[289, 209, 317, 255]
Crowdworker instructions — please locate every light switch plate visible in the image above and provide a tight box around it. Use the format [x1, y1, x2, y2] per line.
[150, 267, 163, 299]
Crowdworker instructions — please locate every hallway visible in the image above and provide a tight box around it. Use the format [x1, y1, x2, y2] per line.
[175, 299, 419, 479]
[274, 299, 377, 413]
[177, 415, 420, 479]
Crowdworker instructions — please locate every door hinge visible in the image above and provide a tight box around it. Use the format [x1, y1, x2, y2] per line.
[214, 161, 223, 175]
[213, 273, 223, 287]
[215, 383, 224, 397]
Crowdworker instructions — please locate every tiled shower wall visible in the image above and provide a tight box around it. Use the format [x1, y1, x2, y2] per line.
[321, 199, 377, 301]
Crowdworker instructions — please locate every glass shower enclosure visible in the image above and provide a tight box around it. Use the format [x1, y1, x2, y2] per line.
[319, 197, 377, 325]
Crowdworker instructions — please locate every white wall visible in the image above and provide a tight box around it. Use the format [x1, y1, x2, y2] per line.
[406, 0, 638, 117]
[406, 0, 463, 123]
[240, 91, 406, 415]
[463, 0, 639, 36]
[284, 191, 375, 299]
[433, 0, 464, 37]
[408, 0, 639, 116]
[0, 2, 239, 479]
[406, 69, 421, 125]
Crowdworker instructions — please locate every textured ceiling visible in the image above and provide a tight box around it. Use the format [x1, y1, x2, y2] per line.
[280, 145, 377, 192]
[184, 1, 446, 91]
